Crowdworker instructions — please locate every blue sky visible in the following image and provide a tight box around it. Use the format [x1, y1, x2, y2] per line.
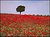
[1, 1, 49, 15]
[1, 0, 48, 1]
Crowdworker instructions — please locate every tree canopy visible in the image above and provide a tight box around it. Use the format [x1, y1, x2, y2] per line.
[16, 5, 25, 15]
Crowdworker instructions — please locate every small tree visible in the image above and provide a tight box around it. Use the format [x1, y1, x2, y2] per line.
[16, 5, 25, 15]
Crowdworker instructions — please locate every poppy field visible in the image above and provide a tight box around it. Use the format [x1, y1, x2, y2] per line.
[0, 14, 50, 37]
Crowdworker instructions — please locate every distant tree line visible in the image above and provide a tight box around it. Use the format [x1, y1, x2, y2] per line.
[33, 14, 50, 16]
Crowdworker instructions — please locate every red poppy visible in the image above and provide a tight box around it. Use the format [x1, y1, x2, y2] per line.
[0, 14, 50, 36]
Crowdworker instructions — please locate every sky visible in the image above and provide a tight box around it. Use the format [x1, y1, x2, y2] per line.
[1, 0, 50, 15]
[1, 0, 48, 1]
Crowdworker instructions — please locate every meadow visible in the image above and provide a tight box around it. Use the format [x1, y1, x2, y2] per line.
[0, 14, 50, 37]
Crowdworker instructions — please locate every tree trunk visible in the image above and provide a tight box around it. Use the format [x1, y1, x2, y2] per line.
[20, 12, 21, 18]
[20, 12, 21, 15]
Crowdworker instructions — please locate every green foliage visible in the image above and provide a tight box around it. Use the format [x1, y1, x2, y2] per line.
[16, 5, 25, 14]
[7, 27, 13, 31]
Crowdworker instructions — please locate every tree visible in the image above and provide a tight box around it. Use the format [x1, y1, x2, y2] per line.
[16, 5, 25, 15]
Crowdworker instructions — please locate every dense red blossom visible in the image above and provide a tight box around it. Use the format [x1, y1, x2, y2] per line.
[0, 14, 50, 36]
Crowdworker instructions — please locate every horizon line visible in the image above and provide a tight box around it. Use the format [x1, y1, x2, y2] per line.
[0, 13, 50, 16]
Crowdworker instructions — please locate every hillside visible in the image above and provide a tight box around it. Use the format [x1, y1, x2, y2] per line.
[0, 14, 50, 37]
